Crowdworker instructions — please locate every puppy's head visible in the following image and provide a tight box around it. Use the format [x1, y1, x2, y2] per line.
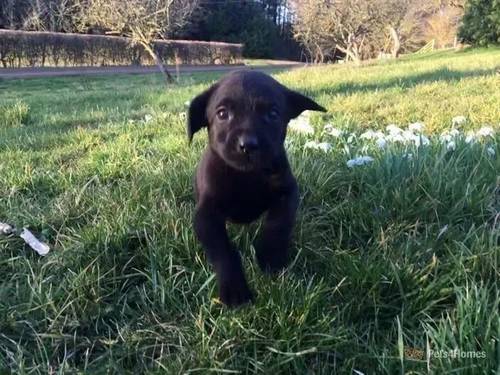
[187, 70, 326, 172]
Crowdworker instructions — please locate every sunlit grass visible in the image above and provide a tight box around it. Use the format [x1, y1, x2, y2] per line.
[0, 48, 499, 374]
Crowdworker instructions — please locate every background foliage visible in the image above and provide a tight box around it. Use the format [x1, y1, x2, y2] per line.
[459, 0, 500, 46]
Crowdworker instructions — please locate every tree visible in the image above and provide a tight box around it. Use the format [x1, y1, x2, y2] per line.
[292, 0, 468, 63]
[292, 0, 389, 64]
[178, 0, 293, 59]
[291, 0, 331, 62]
[423, 5, 464, 48]
[0, 0, 81, 32]
[79, 0, 198, 83]
[382, 0, 445, 58]
[459, 0, 500, 46]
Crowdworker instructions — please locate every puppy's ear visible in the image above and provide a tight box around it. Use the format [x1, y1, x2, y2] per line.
[286, 89, 326, 120]
[187, 84, 217, 144]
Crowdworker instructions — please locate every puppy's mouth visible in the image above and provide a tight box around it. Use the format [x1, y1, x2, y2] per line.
[236, 153, 261, 171]
[225, 151, 268, 172]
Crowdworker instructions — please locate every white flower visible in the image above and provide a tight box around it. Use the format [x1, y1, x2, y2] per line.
[446, 141, 456, 151]
[289, 115, 314, 135]
[418, 135, 430, 146]
[144, 114, 153, 122]
[317, 142, 333, 152]
[304, 141, 332, 152]
[347, 134, 357, 143]
[486, 147, 495, 157]
[411, 134, 428, 147]
[402, 130, 416, 141]
[386, 133, 405, 143]
[347, 156, 374, 168]
[465, 132, 476, 144]
[408, 122, 425, 132]
[386, 124, 403, 134]
[360, 130, 375, 139]
[440, 133, 453, 143]
[323, 124, 343, 137]
[376, 138, 387, 149]
[476, 126, 494, 137]
[304, 140, 317, 149]
[452, 116, 467, 126]
[360, 130, 381, 139]
[440, 129, 460, 143]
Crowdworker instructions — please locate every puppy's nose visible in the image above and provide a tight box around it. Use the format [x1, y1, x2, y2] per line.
[238, 135, 259, 154]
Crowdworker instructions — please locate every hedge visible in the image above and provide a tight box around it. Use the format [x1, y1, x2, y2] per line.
[0, 29, 243, 68]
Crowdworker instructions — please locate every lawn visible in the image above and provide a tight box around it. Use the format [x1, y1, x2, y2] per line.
[0, 48, 499, 374]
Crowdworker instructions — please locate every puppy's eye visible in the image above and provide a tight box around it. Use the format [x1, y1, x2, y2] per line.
[216, 108, 229, 121]
[266, 109, 280, 122]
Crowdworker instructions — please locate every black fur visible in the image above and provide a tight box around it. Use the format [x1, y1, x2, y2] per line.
[188, 70, 326, 307]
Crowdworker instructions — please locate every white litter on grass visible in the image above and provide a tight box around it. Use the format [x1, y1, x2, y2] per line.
[437, 224, 449, 239]
[323, 124, 343, 137]
[452, 116, 467, 127]
[347, 156, 374, 168]
[304, 141, 332, 152]
[20, 228, 50, 256]
[487, 147, 496, 157]
[144, 114, 153, 123]
[289, 112, 314, 135]
[0, 222, 13, 235]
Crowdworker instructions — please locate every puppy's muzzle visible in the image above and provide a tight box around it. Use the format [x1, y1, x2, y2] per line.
[237, 134, 259, 155]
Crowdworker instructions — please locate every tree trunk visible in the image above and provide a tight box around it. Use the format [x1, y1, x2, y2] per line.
[337, 45, 361, 65]
[388, 26, 400, 58]
[141, 41, 174, 84]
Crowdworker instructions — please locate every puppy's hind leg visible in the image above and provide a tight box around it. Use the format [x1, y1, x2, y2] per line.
[255, 184, 299, 274]
[194, 201, 254, 307]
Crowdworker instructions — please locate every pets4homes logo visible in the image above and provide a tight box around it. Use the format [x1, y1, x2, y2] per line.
[404, 347, 487, 360]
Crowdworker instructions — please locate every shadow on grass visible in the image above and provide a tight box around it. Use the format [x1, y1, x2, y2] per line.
[310, 67, 497, 97]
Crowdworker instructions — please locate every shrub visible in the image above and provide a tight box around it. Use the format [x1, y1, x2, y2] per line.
[459, 0, 500, 46]
[0, 29, 243, 68]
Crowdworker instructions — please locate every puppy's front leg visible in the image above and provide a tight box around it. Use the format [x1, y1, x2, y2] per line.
[255, 184, 299, 274]
[194, 201, 253, 307]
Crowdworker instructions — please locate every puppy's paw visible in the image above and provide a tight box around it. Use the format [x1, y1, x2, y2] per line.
[255, 243, 289, 275]
[218, 277, 254, 307]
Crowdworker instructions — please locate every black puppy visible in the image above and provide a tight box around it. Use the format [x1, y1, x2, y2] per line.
[187, 70, 326, 307]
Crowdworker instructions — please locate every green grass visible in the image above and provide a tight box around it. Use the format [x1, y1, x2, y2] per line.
[0, 48, 499, 374]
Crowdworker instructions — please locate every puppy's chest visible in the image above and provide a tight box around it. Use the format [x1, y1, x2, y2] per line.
[222, 175, 278, 223]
